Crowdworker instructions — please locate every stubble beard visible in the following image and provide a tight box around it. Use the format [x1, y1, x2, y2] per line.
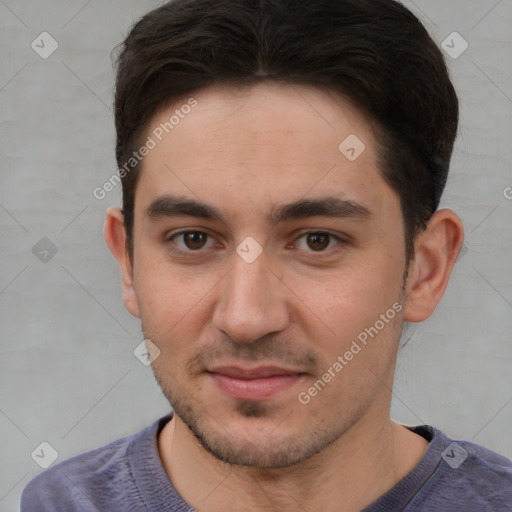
[152, 367, 366, 469]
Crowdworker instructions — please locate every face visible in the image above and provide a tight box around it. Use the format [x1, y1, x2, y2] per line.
[128, 83, 408, 467]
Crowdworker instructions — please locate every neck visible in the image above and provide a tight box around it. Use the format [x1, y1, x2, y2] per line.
[158, 407, 428, 512]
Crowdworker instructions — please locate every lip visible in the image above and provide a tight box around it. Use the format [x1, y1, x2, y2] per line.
[207, 365, 306, 401]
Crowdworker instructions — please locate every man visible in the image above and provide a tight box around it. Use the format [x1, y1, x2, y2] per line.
[21, 0, 512, 510]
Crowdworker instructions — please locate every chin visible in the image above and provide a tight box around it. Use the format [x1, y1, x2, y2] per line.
[172, 398, 344, 468]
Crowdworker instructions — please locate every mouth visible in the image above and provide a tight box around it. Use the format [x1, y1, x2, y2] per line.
[206, 365, 307, 401]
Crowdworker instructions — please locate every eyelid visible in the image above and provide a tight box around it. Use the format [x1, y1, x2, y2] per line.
[165, 229, 220, 253]
[164, 228, 350, 255]
[291, 230, 350, 253]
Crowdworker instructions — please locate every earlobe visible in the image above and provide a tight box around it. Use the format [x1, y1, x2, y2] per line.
[104, 207, 141, 318]
[403, 209, 464, 323]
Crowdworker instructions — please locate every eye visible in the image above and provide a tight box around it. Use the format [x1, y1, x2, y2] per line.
[169, 231, 217, 251]
[294, 232, 341, 252]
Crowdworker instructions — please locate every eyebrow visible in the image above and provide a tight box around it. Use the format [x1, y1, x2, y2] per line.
[144, 194, 372, 225]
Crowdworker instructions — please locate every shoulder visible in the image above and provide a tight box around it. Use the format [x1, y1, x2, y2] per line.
[20, 418, 165, 512]
[416, 426, 512, 509]
[453, 436, 512, 488]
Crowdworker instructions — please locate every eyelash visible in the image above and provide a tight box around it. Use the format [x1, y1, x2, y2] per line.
[165, 229, 348, 257]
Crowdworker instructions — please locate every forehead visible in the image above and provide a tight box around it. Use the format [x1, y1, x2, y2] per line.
[134, 82, 397, 222]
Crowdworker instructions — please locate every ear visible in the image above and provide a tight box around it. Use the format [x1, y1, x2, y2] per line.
[104, 207, 141, 318]
[403, 209, 464, 323]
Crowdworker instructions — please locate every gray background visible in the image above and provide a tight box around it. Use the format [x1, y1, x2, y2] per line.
[1, 1, 511, 510]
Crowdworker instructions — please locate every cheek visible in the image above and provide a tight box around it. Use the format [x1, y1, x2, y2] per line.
[133, 258, 216, 345]
[291, 259, 402, 329]
[282, 253, 404, 371]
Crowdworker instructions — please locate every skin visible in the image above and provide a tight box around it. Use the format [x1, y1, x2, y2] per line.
[104, 82, 464, 512]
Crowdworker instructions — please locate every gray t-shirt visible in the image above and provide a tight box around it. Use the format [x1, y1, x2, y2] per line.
[20, 414, 512, 511]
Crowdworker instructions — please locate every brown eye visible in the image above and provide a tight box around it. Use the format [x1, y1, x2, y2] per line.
[306, 233, 330, 251]
[183, 232, 208, 250]
[170, 231, 216, 252]
[294, 231, 342, 253]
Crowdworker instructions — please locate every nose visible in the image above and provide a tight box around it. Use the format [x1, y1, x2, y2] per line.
[212, 253, 290, 344]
